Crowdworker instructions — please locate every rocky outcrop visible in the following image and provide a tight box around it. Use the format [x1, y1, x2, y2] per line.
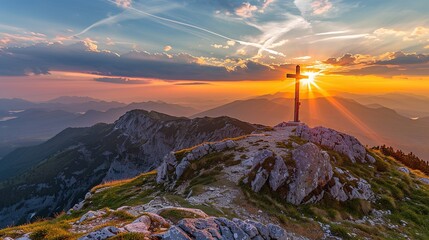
[162, 217, 299, 240]
[288, 143, 333, 204]
[156, 140, 238, 184]
[244, 143, 373, 204]
[296, 125, 368, 163]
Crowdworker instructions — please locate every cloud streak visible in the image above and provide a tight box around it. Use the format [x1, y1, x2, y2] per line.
[103, 0, 286, 56]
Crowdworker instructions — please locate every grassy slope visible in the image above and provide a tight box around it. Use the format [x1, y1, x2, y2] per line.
[1, 148, 428, 240]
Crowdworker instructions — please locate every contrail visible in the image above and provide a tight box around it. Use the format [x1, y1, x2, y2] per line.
[74, 13, 126, 37]
[104, 0, 285, 56]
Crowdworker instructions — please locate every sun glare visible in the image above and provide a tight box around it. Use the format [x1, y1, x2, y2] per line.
[302, 72, 319, 87]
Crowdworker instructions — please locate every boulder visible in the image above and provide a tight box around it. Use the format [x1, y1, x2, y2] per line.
[16, 234, 31, 240]
[175, 160, 191, 179]
[124, 215, 151, 234]
[366, 154, 376, 164]
[233, 218, 259, 238]
[156, 161, 169, 184]
[191, 144, 210, 159]
[251, 168, 269, 192]
[269, 156, 289, 191]
[288, 143, 333, 204]
[215, 217, 250, 240]
[420, 178, 429, 185]
[330, 177, 349, 201]
[245, 220, 270, 240]
[398, 167, 410, 174]
[252, 150, 274, 167]
[296, 125, 367, 163]
[267, 223, 287, 240]
[177, 217, 221, 239]
[349, 178, 373, 200]
[163, 226, 193, 240]
[144, 212, 170, 228]
[78, 226, 121, 240]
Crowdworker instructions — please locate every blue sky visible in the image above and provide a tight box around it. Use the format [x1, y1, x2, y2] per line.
[0, 0, 428, 81]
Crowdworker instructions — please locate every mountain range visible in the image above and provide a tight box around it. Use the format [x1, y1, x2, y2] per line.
[0, 97, 198, 158]
[0, 110, 256, 227]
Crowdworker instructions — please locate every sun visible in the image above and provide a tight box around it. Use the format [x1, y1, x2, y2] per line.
[302, 71, 319, 87]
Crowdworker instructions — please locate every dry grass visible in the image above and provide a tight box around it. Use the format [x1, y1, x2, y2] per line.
[91, 171, 156, 192]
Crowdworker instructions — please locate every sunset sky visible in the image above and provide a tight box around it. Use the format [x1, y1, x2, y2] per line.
[0, 0, 428, 105]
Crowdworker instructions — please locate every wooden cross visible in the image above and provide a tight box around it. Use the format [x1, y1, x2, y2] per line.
[287, 65, 308, 123]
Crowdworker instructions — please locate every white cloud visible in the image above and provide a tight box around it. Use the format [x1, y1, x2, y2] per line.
[404, 26, 429, 41]
[373, 28, 406, 36]
[294, 0, 334, 16]
[115, 0, 132, 8]
[294, 56, 312, 60]
[235, 2, 258, 18]
[164, 45, 172, 51]
[227, 40, 236, 46]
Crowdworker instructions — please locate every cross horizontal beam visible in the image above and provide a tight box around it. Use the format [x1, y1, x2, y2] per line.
[286, 73, 308, 79]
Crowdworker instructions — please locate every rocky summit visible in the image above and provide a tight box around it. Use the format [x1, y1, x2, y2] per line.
[0, 123, 428, 240]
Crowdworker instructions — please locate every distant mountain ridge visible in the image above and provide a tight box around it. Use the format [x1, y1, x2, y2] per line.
[194, 96, 429, 161]
[0, 110, 257, 227]
[0, 98, 199, 158]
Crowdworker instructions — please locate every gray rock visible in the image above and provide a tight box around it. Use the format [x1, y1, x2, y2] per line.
[251, 168, 269, 192]
[177, 217, 220, 239]
[398, 167, 410, 174]
[77, 210, 107, 223]
[349, 178, 374, 200]
[84, 192, 92, 200]
[296, 125, 367, 163]
[252, 150, 274, 167]
[163, 226, 193, 240]
[175, 160, 191, 179]
[269, 156, 289, 191]
[219, 224, 235, 240]
[245, 220, 270, 240]
[78, 226, 121, 240]
[233, 218, 259, 238]
[156, 162, 169, 184]
[267, 224, 287, 240]
[124, 215, 151, 234]
[366, 154, 376, 164]
[215, 217, 250, 240]
[420, 178, 429, 185]
[213, 141, 228, 151]
[330, 177, 349, 201]
[16, 234, 31, 240]
[191, 144, 210, 159]
[288, 143, 333, 204]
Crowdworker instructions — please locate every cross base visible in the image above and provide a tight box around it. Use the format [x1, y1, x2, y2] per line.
[275, 121, 305, 128]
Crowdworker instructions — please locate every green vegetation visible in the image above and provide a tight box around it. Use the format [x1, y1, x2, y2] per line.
[178, 152, 234, 183]
[289, 135, 308, 145]
[159, 209, 202, 224]
[374, 145, 429, 175]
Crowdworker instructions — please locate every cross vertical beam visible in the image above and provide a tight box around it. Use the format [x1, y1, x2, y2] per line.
[286, 65, 308, 123]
